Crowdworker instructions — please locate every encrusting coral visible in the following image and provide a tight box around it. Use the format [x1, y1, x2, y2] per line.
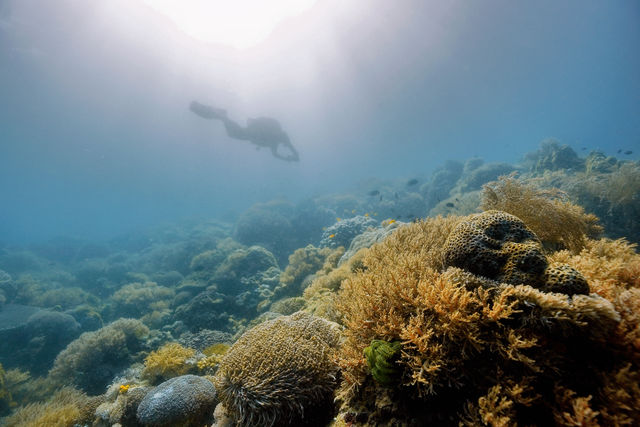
[213, 311, 341, 426]
[335, 213, 640, 425]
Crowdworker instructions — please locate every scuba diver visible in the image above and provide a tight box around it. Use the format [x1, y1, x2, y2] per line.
[189, 101, 300, 162]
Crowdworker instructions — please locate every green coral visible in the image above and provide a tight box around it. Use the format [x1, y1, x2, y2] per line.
[364, 340, 403, 386]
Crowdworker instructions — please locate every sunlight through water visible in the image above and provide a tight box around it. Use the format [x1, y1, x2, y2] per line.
[139, 0, 318, 49]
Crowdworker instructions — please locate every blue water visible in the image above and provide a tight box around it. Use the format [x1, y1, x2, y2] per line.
[1, 0, 638, 243]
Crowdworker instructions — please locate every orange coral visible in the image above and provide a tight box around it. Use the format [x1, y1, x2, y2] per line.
[336, 215, 639, 425]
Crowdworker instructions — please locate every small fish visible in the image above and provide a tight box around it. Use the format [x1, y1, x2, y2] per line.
[351, 209, 356, 214]
[365, 213, 370, 217]
[368, 190, 380, 197]
[329, 234, 335, 239]
[581, 147, 587, 151]
[445, 202, 455, 208]
[625, 150, 633, 155]
[379, 195, 383, 201]
[618, 149, 622, 153]
[394, 192, 399, 199]
[373, 212, 378, 216]
[388, 219, 396, 224]
[336, 217, 341, 221]
[322, 227, 327, 231]
[406, 179, 419, 187]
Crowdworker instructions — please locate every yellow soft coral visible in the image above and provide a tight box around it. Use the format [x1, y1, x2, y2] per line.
[3, 387, 101, 427]
[142, 343, 196, 384]
[481, 174, 602, 252]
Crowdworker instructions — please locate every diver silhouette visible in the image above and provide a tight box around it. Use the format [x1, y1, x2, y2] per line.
[189, 101, 300, 162]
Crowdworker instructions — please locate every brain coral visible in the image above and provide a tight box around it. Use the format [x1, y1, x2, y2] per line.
[137, 375, 217, 427]
[213, 311, 341, 426]
[443, 210, 588, 295]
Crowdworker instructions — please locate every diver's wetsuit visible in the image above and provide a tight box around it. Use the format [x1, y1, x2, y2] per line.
[189, 101, 299, 162]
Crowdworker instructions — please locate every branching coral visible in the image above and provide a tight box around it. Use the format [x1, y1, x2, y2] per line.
[141, 343, 197, 385]
[481, 174, 602, 252]
[276, 245, 340, 296]
[213, 311, 341, 426]
[336, 215, 639, 425]
[302, 246, 370, 323]
[549, 237, 640, 358]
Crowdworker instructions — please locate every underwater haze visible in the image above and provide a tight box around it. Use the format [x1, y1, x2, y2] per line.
[1, 0, 638, 243]
[2, 1, 640, 425]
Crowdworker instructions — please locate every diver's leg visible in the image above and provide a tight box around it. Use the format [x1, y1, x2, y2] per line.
[189, 101, 227, 120]
[221, 118, 250, 140]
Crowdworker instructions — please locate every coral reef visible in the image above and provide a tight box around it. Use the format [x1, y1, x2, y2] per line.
[48, 318, 149, 395]
[302, 246, 370, 323]
[335, 214, 639, 425]
[213, 246, 279, 295]
[523, 139, 585, 173]
[173, 289, 231, 332]
[94, 385, 149, 427]
[421, 160, 464, 210]
[269, 296, 307, 315]
[20, 311, 81, 375]
[234, 200, 298, 265]
[481, 174, 602, 252]
[339, 220, 402, 265]
[3, 386, 102, 427]
[178, 329, 233, 352]
[455, 162, 517, 193]
[109, 281, 174, 319]
[443, 210, 589, 295]
[213, 311, 341, 426]
[142, 342, 197, 385]
[265, 245, 343, 308]
[136, 375, 218, 427]
[320, 215, 377, 249]
[278, 245, 336, 293]
[0, 363, 13, 415]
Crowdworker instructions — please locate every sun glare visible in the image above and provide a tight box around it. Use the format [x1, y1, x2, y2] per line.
[140, 0, 318, 49]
